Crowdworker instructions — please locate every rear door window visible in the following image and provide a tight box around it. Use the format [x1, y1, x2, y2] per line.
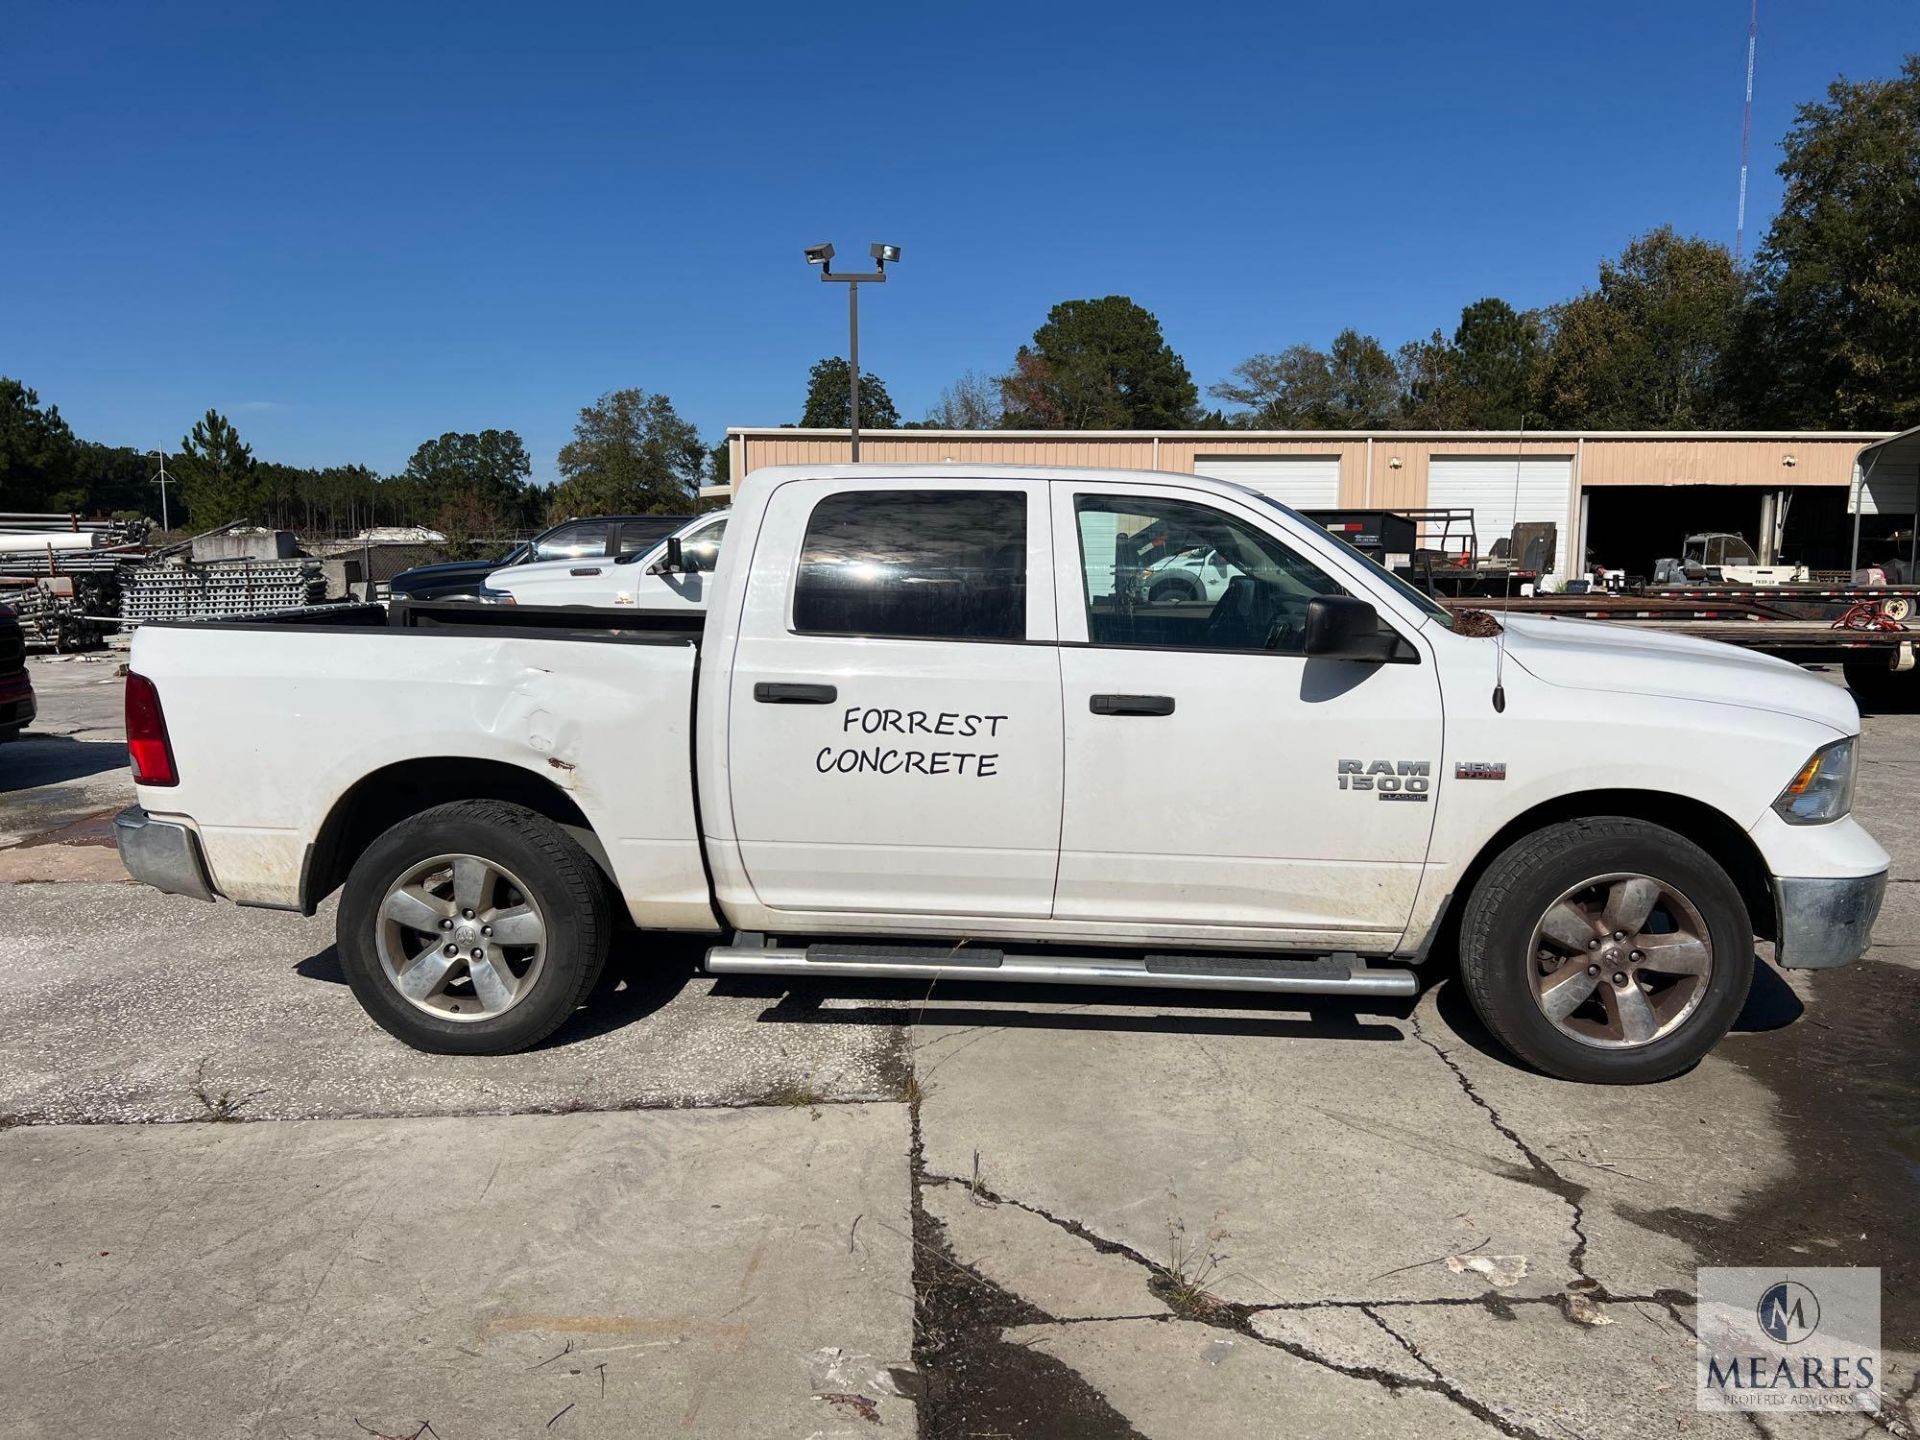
[793, 491, 1027, 641]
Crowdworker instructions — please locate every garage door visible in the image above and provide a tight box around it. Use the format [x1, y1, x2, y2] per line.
[1192, 457, 1341, 510]
[1427, 456, 1574, 577]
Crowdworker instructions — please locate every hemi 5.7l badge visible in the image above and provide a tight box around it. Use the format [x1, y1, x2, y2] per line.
[1337, 759, 1431, 801]
[1455, 761, 1508, 780]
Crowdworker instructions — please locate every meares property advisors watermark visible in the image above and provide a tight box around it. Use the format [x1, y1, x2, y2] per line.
[1697, 1267, 1881, 1412]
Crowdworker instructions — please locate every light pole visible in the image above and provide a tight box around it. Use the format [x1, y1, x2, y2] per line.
[805, 242, 901, 462]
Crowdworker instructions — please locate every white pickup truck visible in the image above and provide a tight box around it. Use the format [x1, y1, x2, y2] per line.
[114, 465, 1887, 1083]
[478, 510, 729, 609]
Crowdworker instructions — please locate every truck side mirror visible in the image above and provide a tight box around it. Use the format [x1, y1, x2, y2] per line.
[1303, 595, 1397, 661]
[648, 536, 686, 576]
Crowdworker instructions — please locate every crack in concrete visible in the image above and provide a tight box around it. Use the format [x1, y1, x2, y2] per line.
[1408, 1009, 1598, 1287]
[0, 1092, 900, 1128]
[1359, 1304, 1447, 1382]
[919, 1173, 1695, 1319]
[918, 1172, 1574, 1440]
[905, 1086, 1148, 1436]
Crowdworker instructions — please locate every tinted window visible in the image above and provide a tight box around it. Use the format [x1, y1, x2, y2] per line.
[794, 491, 1026, 641]
[1075, 494, 1341, 653]
[533, 521, 609, 562]
[613, 516, 687, 555]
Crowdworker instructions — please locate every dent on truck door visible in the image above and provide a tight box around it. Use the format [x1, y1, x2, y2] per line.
[725, 481, 1064, 918]
[1052, 486, 1442, 938]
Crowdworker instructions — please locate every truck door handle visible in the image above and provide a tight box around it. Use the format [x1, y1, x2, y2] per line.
[1090, 693, 1175, 716]
[754, 682, 839, 705]
[569, 567, 602, 576]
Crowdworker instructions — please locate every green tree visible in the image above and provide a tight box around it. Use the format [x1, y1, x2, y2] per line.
[174, 409, 262, 526]
[1399, 299, 1546, 428]
[1739, 55, 1920, 427]
[68, 443, 152, 516]
[0, 379, 77, 511]
[431, 487, 511, 558]
[551, 388, 704, 517]
[800, 357, 900, 430]
[400, 429, 533, 515]
[1000, 296, 1198, 429]
[1537, 228, 1745, 429]
[1210, 330, 1402, 428]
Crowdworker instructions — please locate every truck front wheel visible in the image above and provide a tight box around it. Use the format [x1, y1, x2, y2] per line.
[1843, 661, 1920, 714]
[1457, 818, 1753, 1084]
[337, 799, 611, 1054]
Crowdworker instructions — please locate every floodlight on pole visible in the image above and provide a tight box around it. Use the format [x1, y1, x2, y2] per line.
[805, 241, 901, 462]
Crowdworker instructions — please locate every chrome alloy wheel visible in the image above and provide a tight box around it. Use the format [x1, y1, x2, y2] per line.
[375, 853, 549, 1021]
[1526, 873, 1714, 1049]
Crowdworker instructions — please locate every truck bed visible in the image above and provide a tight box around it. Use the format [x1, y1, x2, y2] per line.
[130, 603, 714, 926]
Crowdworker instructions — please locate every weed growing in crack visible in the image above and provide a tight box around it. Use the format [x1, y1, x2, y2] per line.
[1159, 1197, 1234, 1322]
[190, 1056, 264, 1121]
[892, 1066, 925, 1107]
[765, 1077, 825, 1116]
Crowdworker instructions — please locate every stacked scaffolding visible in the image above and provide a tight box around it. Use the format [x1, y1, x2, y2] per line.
[1, 580, 111, 651]
[120, 560, 324, 625]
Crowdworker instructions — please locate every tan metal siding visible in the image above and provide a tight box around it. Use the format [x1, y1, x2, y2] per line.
[741, 434, 1160, 471]
[1576, 436, 1863, 487]
[732, 431, 1888, 514]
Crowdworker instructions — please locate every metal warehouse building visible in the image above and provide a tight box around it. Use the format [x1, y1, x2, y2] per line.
[716, 428, 1915, 580]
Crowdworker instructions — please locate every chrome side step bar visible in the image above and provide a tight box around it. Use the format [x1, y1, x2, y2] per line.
[703, 943, 1418, 997]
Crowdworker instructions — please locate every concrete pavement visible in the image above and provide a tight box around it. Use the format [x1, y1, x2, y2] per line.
[2, 657, 1917, 1437]
[0, 653, 130, 851]
[0, 1107, 916, 1440]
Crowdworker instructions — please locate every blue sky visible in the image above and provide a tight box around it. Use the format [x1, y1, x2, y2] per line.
[4, 1, 1912, 482]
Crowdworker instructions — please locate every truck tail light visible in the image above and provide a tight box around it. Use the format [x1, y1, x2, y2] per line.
[125, 672, 179, 787]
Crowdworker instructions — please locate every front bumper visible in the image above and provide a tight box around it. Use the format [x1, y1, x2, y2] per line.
[114, 806, 215, 902]
[1773, 870, 1885, 969]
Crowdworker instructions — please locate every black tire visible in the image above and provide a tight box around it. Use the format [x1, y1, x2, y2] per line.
[1457, 817, 1753, 1084]
[1843, 660, 1920, 713]
[337, 799, 611, 1054]
[1149, 578, 1200, 604]
[0, 725, 20, 744]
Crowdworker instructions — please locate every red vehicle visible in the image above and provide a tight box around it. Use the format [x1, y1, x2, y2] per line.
[0, 607, 35, 741]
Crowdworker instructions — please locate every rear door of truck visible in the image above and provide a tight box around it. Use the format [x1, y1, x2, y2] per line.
[722, 477, 1064, 918]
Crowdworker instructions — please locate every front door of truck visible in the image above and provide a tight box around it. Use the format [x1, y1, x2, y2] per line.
[726, 479, 1063, 919]
[1051, 481, 1442, 943]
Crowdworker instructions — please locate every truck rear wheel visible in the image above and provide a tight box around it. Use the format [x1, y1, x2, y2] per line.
[337, 799, 611, 1054]
[1457, 818, 1753, 1084]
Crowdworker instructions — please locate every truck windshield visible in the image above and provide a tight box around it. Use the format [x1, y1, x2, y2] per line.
[1245, 493, 1452, 623]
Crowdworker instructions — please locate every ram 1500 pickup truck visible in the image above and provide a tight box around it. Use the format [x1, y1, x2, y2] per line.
[114, 465, 1888, 1083]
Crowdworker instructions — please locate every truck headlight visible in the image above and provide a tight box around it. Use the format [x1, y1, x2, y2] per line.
[1773, 737, 1855, 825]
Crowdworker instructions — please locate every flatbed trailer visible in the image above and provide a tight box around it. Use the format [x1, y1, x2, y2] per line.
[1449, 591, 1920, 707]
[1635, 583, 1918, 623]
